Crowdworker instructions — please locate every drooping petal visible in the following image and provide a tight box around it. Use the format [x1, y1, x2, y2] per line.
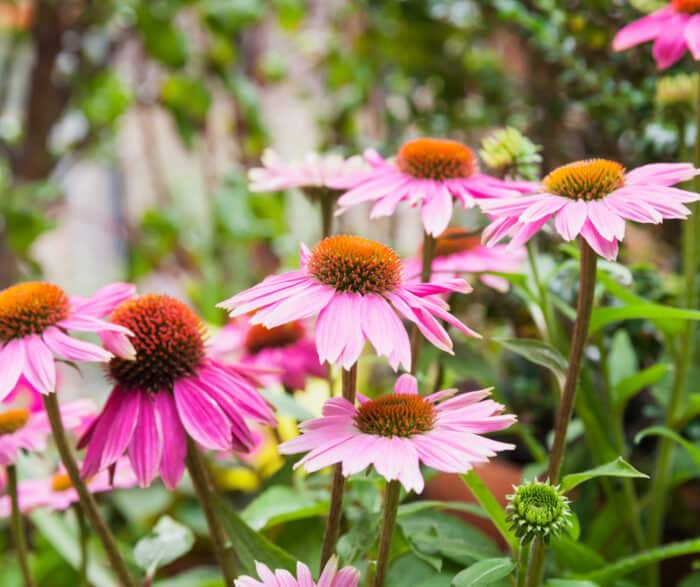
[652, 14, 689, 70]
[128, 394, 163, 488]
[0, 339, 25, 402]
[154, 391, 187, 489]
[21, 335, 56, 395]
[173, 378, 232, 451]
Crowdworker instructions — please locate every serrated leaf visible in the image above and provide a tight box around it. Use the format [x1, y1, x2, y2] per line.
[561, 457, 649, 493]
[494, 338, 567, 388]
[134, 516, 194, 575]
[451, 558, 514, 586]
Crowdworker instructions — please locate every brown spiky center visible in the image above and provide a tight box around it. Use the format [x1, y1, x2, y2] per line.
[543, 159, 625, 201]
[0, 408, 30, 435]
[432, 227, 481, 257]
[673, 0, 700, 13]
[0, 282, 70, 342]
[396, 138, 477, 181]
[354, 394, 436, 438]
[108, 294, 205, 392]
[244, 321, 305, 354]
[308, 236, 402, 295]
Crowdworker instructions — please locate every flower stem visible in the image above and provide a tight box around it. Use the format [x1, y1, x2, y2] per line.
[320, 363, 358, 569]
[517, 538, 531, 587]
[410, 233, 436, 374]
[646, 67, 700, 581]
[320, 192, 335, 238]
[185, 437, 237, 585]
[373, 480, 401, 587]
[526, 240, 598, 586]
[8, 464, 34, 587]
[74, 502, 89, 587]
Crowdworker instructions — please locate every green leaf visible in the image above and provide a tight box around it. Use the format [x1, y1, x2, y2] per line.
[550, 536, 606, 574]
[494, 338, 567, 388]
[134, 516, 194, 576]
[635, 426, 700, 470]
[214, 496, 297, 575]
[561, 457, 649, 492]
[451, 558, 515, 586]
[241, 486, 328, 531]
[612, 364, 670, 411]
[546, 580, 598, 587]
[589, 304, 700, 334]
[607, 330, 637, 389]
[397, 500, 486, 519]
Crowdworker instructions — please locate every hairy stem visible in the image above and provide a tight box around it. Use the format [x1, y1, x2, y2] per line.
[646, 73, 700, 582]
[373, 480, 401, 587]
[526, 240, 598, 586]
[410, 233, 436, 373]
[8, 465, 35, 587]
[320, 364, 358, 569]
[42, 393, 137, 587]
[185, 437, 237, 584]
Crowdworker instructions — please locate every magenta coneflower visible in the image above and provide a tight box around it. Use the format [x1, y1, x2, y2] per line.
[234, 557, 359, 587]
[0, 282, 135, 400]
[210, 319, 325, 391]
[613, 1, 700, 70]
[404, 227, 526, 293]
[0, 459, 136, 516]
[279, 374, 515, 494]
[330, 139, 536, 236]
[480, 160, 700, 260]
[218, 236, 479, 372]
[0, 400, 94, 466]
[79, 294, 275, 489]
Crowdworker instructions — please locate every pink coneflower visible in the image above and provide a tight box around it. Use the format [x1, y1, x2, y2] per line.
[210, 319, 325, 391]
[0, 399, 94, 465]
[613, 1, 700, 70]
[0, 459, 136, 516]
[404, 227, 526, 293]
[480, 159, 700, 260]
[249, 149, 364, 196]
[330, 138, 536, 237]
[279, 374, 515, 494]
[0, 281, 135, 400]
[234, 557, 359, 587]
[217, 236, 479, 372]
[79, 294, 275, 489]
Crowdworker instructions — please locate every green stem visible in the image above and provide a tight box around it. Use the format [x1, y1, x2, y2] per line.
[319, 364, 358, 569]
[8, 465, 35, 587]
[74, 502, 89, 587]
[517, 538, 531, 587]
[646, 74, 700, 575]
[185, 437, 237, 585]
[42, 394, 137, 587]
[372, 480, 401, 587]
[527, 240, 598, 587]
[410, 233, 436, 374]
[320, 192, 335, 238]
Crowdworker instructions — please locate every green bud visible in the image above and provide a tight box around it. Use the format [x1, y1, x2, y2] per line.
[479, 127, 542, 181]
[506, 480, 572, 543]
[656, 73, 698, 120]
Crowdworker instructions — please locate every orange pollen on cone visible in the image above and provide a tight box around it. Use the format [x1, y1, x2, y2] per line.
[672, 0, 700, 13]
[244, 321, 305, 354]
[50, 473, 74, 492]
[108, 294, 205, 392]
[0, 282, 70, 342]
[542, 159, 625, 201]
[396, 138, 478, 181]
[308, 235, 403, 295]
[354, 394, 436, 438]
[0, 408, 30, 435]
[432, 227, 482, 257]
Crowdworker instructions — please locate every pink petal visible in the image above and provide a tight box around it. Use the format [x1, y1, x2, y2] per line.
[42, 327, 112, 362]
[99, 330, 136, 360]
[587, 200, 625, 241]
[685, 14, 700, 59]
[154, 391, 187, 489]
[0, 339, 25, 402]
[128, 394, 163, 488]
[394, 374, 418, 395]
[612, 8, 674, 51]
[360, 294, 411, 371]
[652, 15, 689, 70]
[70, 282, 135, 317]
[173, 378, 232, 450]
[21, 335, 56, 395]
[255, 283, 335, 329]
[553, 200, 587, 240]
[580, 219, 619, 260]
[421, 184, 453, 236]
[625, 162, 699, 186]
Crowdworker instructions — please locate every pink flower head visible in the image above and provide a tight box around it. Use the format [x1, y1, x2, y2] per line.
[217, 236, 480, 373]
[279, 374, 515, 494]
[0, 399, 95, 466]
[404, 227, 526, 293]
[330, 139, 536, 237]
[249, 149, 365, 197]
[234, 557, 359, 587]
[480, 159, 700, 261]
[79, 294, 275, 490]
[0, 282, 135, 400]
[0, 459, 136, 516]
[210, 318, 325, 391]
[613, 2, 700, 70]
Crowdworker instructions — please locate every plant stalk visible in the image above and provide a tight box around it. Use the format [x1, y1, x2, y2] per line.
[320, 191, 335, 238]
[645, 70, 700, 582]
[320, 364, 358, 569]
[74, 502, 89, 587]
[185, 436, 237, 585]
[373, 480, 401, 587]
[42, 393, 137, 587]
[517, 538, 531, 587]
[410, 233, 436, 373]
[8, 465, 35, 587]
[526, 240, 598, 586]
